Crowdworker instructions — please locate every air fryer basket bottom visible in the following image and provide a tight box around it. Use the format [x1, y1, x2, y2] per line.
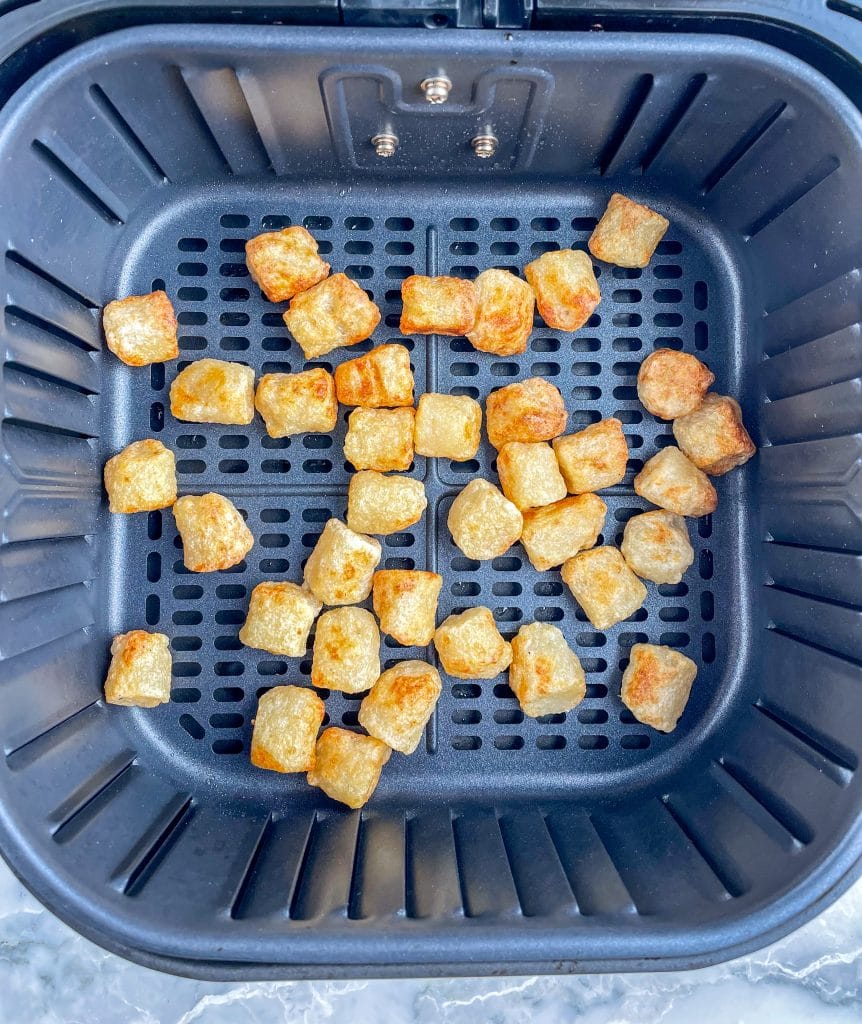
[0, 25, 860, 976]
[104, 182, 740, 803]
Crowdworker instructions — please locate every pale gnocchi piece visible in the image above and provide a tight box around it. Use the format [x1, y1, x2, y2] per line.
[104, 439, 176, 514]
[497, 441, 567, 511]
[334, 343, 414, 408]
[621, 510, 694, 585]
[372, 570, 442, 647]
[103, 290, 178, 367]
[637, 349, 715, 420]
[413, 393, 482, 461]
[283, 272, 381, 359]
[552, 418, 629, 494]
[344, 407, 415, 472]
[172, 493, 254, 573]
[169, 358, 255, 425]
[250, 685, 325, 773]
[311, 607, 381, 694]
[254, 368, 337, 438]
[239, 582, 322, 657]
[245, 225, 329, 303]
[346, 471, 427, 536]
[466, 268, 535, 356]
[399, 275, 478, 336]
[447, 478, 523, 561]
[433, 607, 512, 679]
[104, 630, 172, 707]
[303, 518, 382, 605]
[588, 193, 669, 269]
[358, 660, 442, 754]
[520, 493, 606, 572]
[633, 446, 718, 518]
[561, 546, 647, 630]
[621, 643, 698, 733]
[509, 622, 586, 718]
[672, 393, 756, 476]
[524, 249, 600, 332]
[485, 376, 568, 450]
[307, 727, 391, 809]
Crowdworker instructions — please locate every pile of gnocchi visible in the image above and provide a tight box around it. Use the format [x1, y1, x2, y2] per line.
[100, 192, 755, 809]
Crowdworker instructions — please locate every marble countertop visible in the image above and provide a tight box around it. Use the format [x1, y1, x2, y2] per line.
[1, 860, 859, 1023]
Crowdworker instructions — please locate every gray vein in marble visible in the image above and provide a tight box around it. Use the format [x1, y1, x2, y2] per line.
[0, 861, 859, 1023]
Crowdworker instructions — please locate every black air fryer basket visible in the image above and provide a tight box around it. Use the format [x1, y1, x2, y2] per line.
[0, 0, 860, 980]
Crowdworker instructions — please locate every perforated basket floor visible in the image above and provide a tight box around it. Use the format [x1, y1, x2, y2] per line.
[101, 185, 732, 799]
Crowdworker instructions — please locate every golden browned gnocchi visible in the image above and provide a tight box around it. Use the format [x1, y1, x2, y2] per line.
[496, 441, 567, 511]
[561, 546, 647, 630]
[620, 510, 694, 585]
[672, 393, 756, 476]
[254, 368, 337, 438]
[633, 446, 718, 518]
[399, 275, 477, 336]
[524, 249, 600, 332]
[358, 660, 442, 754]
[552, 418, 629, 494]
[509, 622, 586, 717]
[103, 290, 178, 367]
[346, 471, 427, 536]
[588, 193, 669, 269]
[239, 582, 322, 657]
[245, 225, 329, 302]
[250, 685, 325, 773]
[637, 349, 715, 420]
[447, 478, 523, 561]
[520, 493, 606, 572]
[334, 343, 414, 408]
[307, 727, 391, 809]
[433, 607, 512, 679]
[621, 643, 697, 733]
[104, 630, 172, 707]
[170, 358, 255, 425]
[485, 376, 568, 450]
[466, 268, 535, 356]
[172, 493, 254, 573]
[303, 517, 382, 605]
[311, 607, 381, 694]
[344, 407, 415, 472]
[413, 393, 482, 461]
[372, 569, 442, 647]
[104, 439, 176, 514]
[283, 272, 381, 359]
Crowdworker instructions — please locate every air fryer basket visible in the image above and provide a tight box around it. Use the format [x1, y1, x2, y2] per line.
[0, 23, 860, 978]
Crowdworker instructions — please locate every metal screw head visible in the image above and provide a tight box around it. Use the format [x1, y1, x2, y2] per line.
[420, 76, 452, 104]
[371, 132, 398, 158]
[471, 133, 498, 159]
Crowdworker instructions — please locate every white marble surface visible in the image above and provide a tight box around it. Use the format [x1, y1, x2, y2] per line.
[0, 860, 859, 1023]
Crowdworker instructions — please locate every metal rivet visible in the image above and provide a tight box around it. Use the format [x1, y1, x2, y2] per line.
[471, 133, 498, 159]
[420, 76, 452, 104]
[371, 132, 398, 158]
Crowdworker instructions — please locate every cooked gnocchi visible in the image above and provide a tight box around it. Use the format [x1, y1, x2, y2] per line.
[311, 607, 381, 694]
[561, 546, 647, 630]
[621, 643, 697, 733]
[254, 368, 337, 438]
[307, 727, 391, 809]
[447, 478, 523, 561]
[433, 607, 512, 679]
[358, 660, 442, 754]
[245, 225, 329, 302]
[346, 471, 427, 536]
[372, 569, 442, 647]
[344, 407, 415, 472]
[303, 518, 382, 605]
[633, 446, 718, 518]
[250, 685, 325, 773]
[104, 630, 172, 707]
[413, 393, 482, 461]
[509, 622, 586, 717]
[466, 268, 534, 355]
[588, 193, 669, 269]
[104, 438, 176, 514]
[283, 272, 380, 359]
[485, 377, 568, 450]
[524, 249, 600, 332]
[239, 581, 322, 657]
[672, 393, 756, 476]
[496, 441, 567, 511]
[400, 275, 477, 336]
[334, 343, 414, 408]
[170, 358, 255, 425]
[552, 418, 628, 494]
[620, 510, 694, 585]
[172, 493, 254, 573]
[103, 290, 178, 367]
[520, 493, 606, 572]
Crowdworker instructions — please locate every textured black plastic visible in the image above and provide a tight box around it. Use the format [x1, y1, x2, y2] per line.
[0, 25, 861, 978]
